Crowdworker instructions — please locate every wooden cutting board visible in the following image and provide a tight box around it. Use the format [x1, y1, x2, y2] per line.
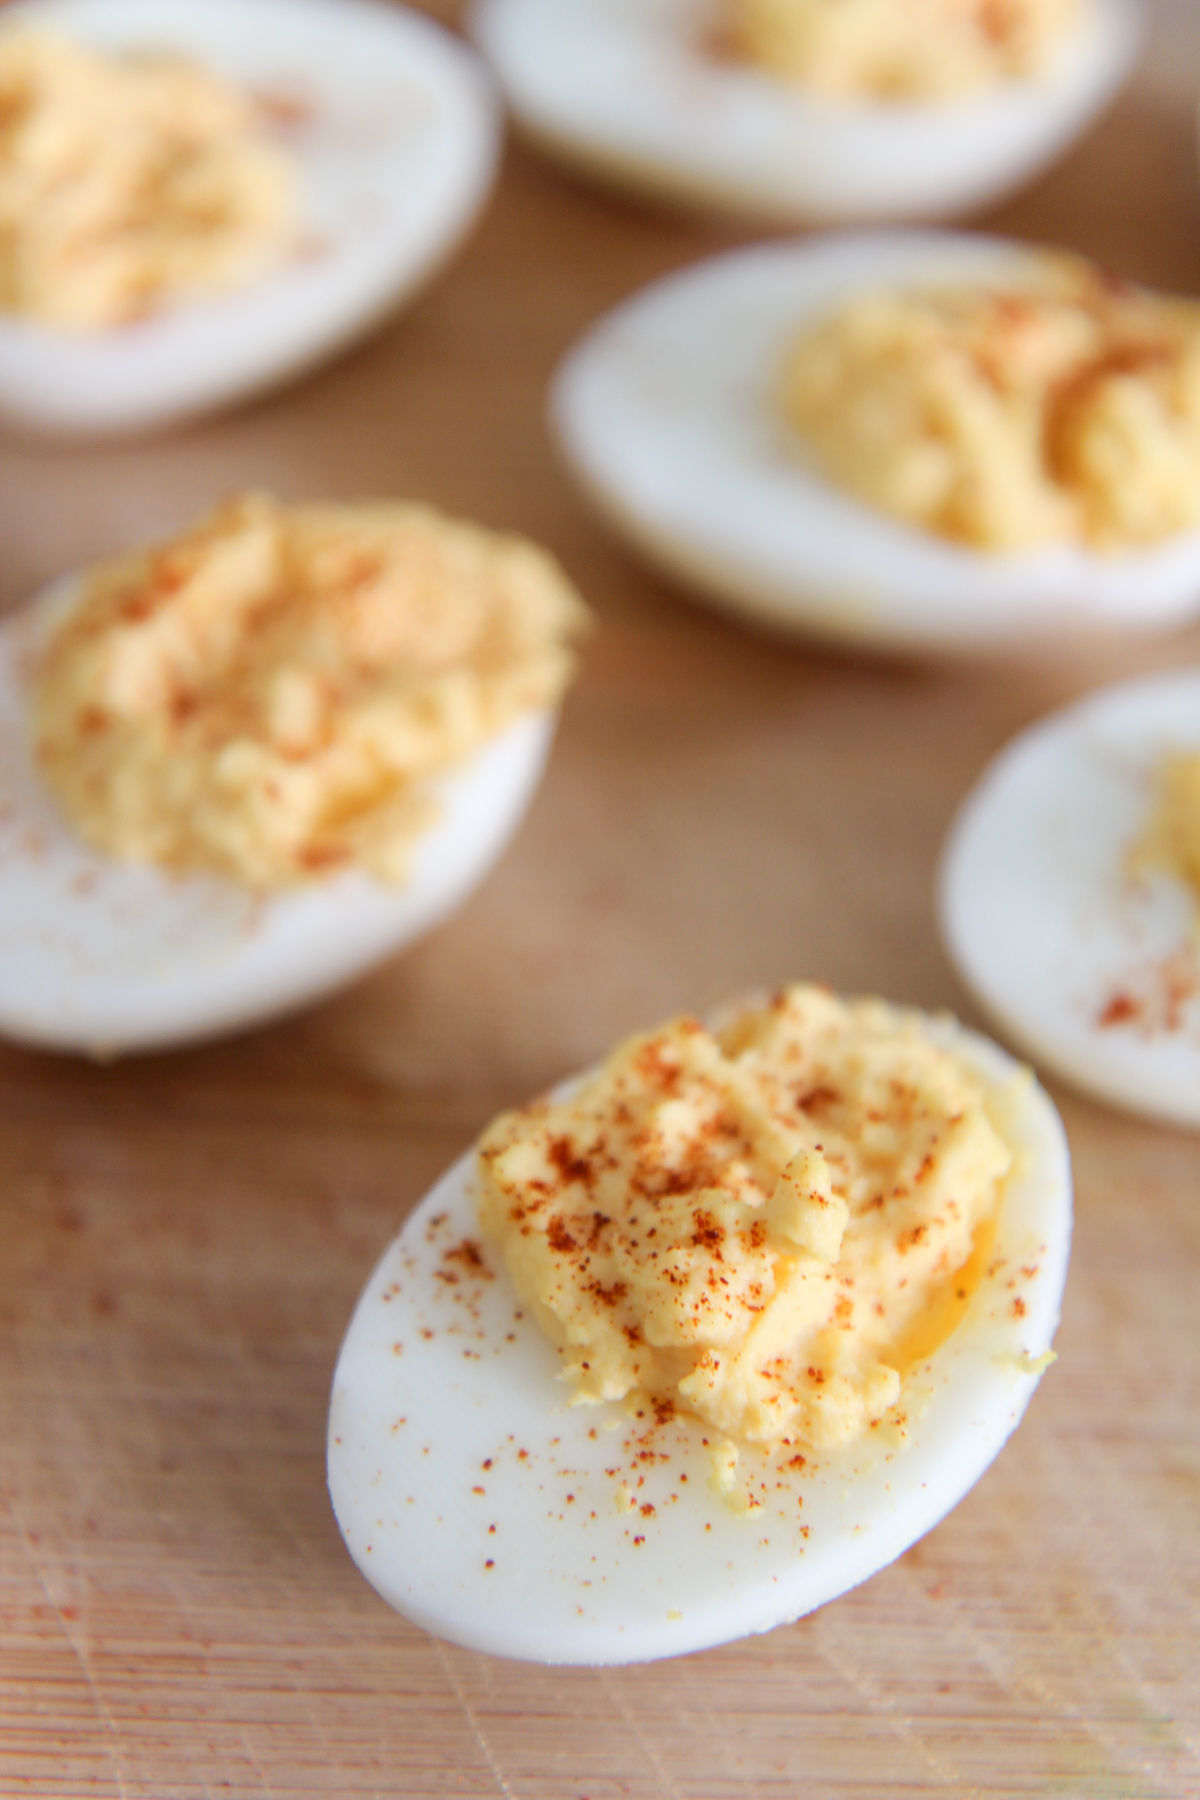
[1, 3, 1197, 1795]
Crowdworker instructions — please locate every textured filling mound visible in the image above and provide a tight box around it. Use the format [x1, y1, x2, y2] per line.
[479, 986, 1011, 1456]
[34, 493, 588, 886]
[781, 258, 1200, 552]
[0, 29, 294, 328]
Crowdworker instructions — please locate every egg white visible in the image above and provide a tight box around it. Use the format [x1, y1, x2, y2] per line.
[939, 669, 1200, 1130]
[471, 0, 1139, 224]
[327, 1006, 1070, 1666]
[0, 0, 500, 435]
[551, 230, 1200, 654]
[0, 591, 557, 1055]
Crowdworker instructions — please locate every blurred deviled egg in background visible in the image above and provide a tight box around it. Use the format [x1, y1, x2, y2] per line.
[939, 669, 1200, 1131]
[0, 494, 588, 1055]
[553, 229, 1200, 654]
[0, 0, 500, 433]
[471, 0, 1140, 224]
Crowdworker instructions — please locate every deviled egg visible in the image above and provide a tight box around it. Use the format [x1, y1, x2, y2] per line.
[0, 0, 500, 433]
[0, 494, 587, 1054]
[328, 985, 1071, 1666]
[939, 669, 1200, 1130]
[552, 230, 1200, 654]
[471, 0, 1139, 224]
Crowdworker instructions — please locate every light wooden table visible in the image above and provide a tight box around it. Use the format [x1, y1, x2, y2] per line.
[2, 4, 1198, 1795]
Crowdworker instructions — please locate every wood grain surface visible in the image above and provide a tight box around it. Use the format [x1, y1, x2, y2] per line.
[2, 3, 1198, 1795]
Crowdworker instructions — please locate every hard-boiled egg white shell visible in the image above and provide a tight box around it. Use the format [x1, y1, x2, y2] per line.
[552, 230, 1200, 655]
[939, 669, 1200, 1130]
[327, 1012, 1070, 1667]
[0, 593, 556, 1055]
[0, 0, 500, 435]
[471, 0, 1138, 224]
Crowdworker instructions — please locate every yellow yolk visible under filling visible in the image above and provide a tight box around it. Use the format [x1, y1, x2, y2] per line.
[477, 986, 1013, 1459]
[33, 493, 588, 888]
[0, 29, 295, 329]
[779, 257, 1200, 553]
[718, 0, 1081, 101]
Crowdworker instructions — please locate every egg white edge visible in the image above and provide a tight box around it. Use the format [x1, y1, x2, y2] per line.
[471, 0, 1140, 223]
[938, 667, 1200, 1130]
[551, 228, 1200, 654]
[0, 591, 558, 1055]
[0, 0, 501, 434]
[327, 1005, 1072, 1666]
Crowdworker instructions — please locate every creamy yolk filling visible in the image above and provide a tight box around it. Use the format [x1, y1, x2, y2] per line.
[478, 986, 1012, 1457]
[718, 0, 1080, 101]
[780, 259, 1200, 553]
[1134, 752, 1200, 914]
[33, 493, 588, 888]
[0, 29, 294, 329]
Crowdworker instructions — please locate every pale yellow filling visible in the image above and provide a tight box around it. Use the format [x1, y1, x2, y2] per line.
[719, 0, 1080, 100]
[780, 258, 1200, 553]
[1133, 753, 1200, 913]
[33, 493, 588, 887]
[478, 986, 1011, 1457]
[0, 29, 294, 329]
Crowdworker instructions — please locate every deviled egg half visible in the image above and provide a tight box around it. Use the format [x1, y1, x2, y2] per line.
[0, 494, 587, 1055]
[471, 0, 1139, 224]
[553, 230, 1200, 655]
[939, 669, 1200, 1130]
[0, 0, 500, 433]
[329, 985, 1071, 1666]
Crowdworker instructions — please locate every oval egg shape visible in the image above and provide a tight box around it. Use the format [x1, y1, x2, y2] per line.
[0, 0, 500, 434]
[328, 1004, 1071, 1666]
[552, 230, 1200, 654]
[472, 0, 1139, 223]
